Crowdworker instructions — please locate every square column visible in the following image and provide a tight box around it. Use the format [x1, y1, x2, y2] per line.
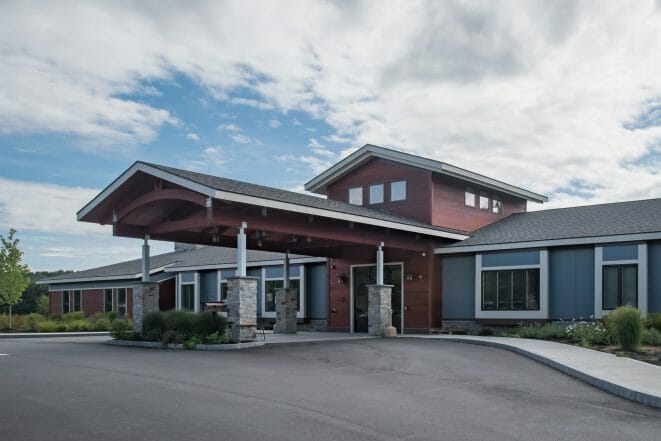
[226, 277, 257, 342]
[274, 287, 297, 334]
[132, 282, 159, 334]
[368, 284, 393, 336]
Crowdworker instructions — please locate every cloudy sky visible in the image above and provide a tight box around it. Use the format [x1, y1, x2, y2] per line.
[1, 0, 661, 270]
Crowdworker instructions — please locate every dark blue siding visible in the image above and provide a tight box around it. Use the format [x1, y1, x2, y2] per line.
[441, 255, 475, 320]
[306, 263, 327, 319]
[549, 247, 595, 319]
[482, 250, 540, 267]
[603, 243, 638, 261]
[199, 270, 218, 302]
[649, 241, 661, 313]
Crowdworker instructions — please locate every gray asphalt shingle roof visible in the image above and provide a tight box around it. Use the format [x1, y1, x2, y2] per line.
[142, 161, 466, 235]
[450, 198, 661, 247]
[43, 247, 309, 283]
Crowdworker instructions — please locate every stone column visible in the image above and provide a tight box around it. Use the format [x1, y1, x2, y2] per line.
[226, 277, 257, 342]
[274, 287, 297, 334]
[132, 282, 159, 335]
[367, 284, 393, 337]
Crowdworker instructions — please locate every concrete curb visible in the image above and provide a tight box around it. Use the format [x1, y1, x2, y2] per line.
[106, 339, 265, 351]
[0, 332, 110, 339]
[427, 337, 661, 410]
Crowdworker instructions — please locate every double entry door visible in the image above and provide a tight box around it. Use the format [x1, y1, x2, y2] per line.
[352, 264, 402, 333]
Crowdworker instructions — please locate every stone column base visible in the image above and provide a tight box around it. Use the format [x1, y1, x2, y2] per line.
[227, 277, 258, 342]
[368, 284, 393, 337]
[274, 287, 298, 334]
[132, 282, 160, 335]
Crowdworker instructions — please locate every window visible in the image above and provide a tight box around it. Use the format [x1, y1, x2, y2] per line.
[465, 188, 476, 207]
[62, 290, 70, 314]
[390, 181, 406, 201]
[603, 265, 637, 310]
[492, 197, 503, 214]
[348, 187, 362, 205]
[219, 282, 228, 302]
[104, 289, 113, 312]
[482, 269, 540, 311]
[264, 279, 301, 313]
[72, 290, 81, 312]
[479, 193, 490, 210]
[117, 288, 127, 317]
[181, 284, 195, 311]
[369, 184, 384, 204]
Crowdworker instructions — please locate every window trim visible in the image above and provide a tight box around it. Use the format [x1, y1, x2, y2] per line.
[390, 180, 406, 202]
[479, 193, 490, 211]
[348, 187, 363, 205]
[601, 264, 638, 311]
[474, 250, 549, 319]
[492, 197, 503, 214]
[481, 268, 540, 311]
[260, 265, 305, 319]
[368, 183, 384, 205]
[177, 272, 200, 312]
[465, 187, 476, 207]
[594, 244, 647, 318]
[117, 288, 128, 317]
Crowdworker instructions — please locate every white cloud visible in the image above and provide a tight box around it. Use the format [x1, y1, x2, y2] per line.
[186, 132, 200, 141]
[183, 146, 227, 173]
[1, 1, 661, 206]
[231, 133, 251, 144]
[217, 123, 242, 133]
[268, 119, 281, 128]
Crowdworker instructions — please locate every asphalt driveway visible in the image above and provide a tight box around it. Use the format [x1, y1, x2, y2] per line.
[0, 337, 658, 441]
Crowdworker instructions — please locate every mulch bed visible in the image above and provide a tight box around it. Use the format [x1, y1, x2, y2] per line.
[592, 345, 661, 367]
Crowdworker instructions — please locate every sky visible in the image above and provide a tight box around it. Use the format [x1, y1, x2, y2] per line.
[1, 0, 661, 271]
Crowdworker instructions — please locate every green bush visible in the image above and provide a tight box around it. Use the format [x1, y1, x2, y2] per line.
[164, 311, 196, 340]
[477, 327, 494, 336]
[609, 306, 642, 351]
[106, 311, 119, 322]
[65, 319, 92, 332]
[142, 311, 167, 341]
[203, 331, 229, 345]
[183, 336, 202, 350]
[0, 315, 10, 330]
[641, 328, 661, 346]
[516, 323, 567, 340]
[36, 295, 50, 315]
[109, 319, 138, 340]
[193, 312, 226, 338]
[62, 311, 85, 322]
[643, 313, 661, 333]
[565, 321, 611, 347]
[37, 321, 60, 333]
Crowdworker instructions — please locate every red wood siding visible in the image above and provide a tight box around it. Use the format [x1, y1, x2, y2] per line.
[159, 278, 176, 311]
[81, 289, 103, 316]
[326, 158, 432, 224]
[126, 288, 133, 319]
[327, 259, 352, 330]
[431, 174, 527, 232]
[49, 291, 62, 316]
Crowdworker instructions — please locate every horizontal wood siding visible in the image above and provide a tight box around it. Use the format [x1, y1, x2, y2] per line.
[82, 289, 103, 316]
[326, 158, 432, 224]
[431, 174, 527, 232]
[49, 291, 62, 316]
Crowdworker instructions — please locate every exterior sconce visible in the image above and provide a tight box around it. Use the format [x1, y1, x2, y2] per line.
[337, 274, 347, 285]
[405, 273, 414, 281]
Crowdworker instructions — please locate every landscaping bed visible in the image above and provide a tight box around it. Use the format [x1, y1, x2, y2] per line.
[0, 311, 127, 333]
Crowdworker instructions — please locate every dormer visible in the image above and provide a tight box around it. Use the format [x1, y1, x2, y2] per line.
[305, 144, 547, 232]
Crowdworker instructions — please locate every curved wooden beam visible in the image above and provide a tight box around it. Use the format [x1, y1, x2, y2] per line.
[116, 188, 208, 221]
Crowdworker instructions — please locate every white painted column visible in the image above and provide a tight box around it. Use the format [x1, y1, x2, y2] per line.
[283, 251, 290, 289]
[376, 242, 384, 285]
[237, 222, 247, 277]
[141, 235, 150, 282]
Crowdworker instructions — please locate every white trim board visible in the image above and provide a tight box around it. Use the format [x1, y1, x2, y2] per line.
[37, 265, 176, 285]
[436, 231, 661, 254]
[165, 257, 327, 273]
[77, 162, 467, 241]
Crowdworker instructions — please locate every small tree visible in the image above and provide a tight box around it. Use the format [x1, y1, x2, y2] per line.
[0, 229, 30, 329]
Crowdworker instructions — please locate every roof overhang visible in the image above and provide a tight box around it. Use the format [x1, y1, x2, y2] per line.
[164, 256, 327, 272]
[79, 161, 468, 241]
[434, 231, 661, 254]
[305, 144, 548, 204]
[36, 264, 175, 285]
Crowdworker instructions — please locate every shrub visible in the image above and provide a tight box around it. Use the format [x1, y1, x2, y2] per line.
[36, 295, 50, 315]
[106, 311, 119, 322]
[643, 313, 661, 333]
[609, 306, 642, 351]
[183, 336, 202, 350]
[164, 311, 196, 340]
[478, 327, 494, 336]
[142, 311, 167, 341]
[22, 313, 47, 332]
[0, 315, 10, 330]
[91, 317, 112, 331]
[203, 331, 229, 345]
[37, 321, 60, 333]
[110, 319, 138, 340]
[516, 323, 567, 340]
[65, 319, 92, 332]
[566, 321, 611, 347]
[62, 311, 85, 322]
[192, 312, 226, 338]
[641, 328, 661, 346]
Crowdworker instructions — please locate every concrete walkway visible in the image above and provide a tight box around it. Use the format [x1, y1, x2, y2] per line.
[410, 334, 661, 409]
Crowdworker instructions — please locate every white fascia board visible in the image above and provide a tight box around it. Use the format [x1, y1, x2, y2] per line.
[77, 162, 217, 221]
[164, 257, 327, 272]
[211, 188, 467, 240]
[37, 264, 173, 285]
[78, 161, 466, 240]
[435, 231, 661, 254]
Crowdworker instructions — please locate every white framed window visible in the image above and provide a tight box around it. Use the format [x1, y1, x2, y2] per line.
[479, 193, 490, 210]
[369, 184, 384, 204]
[390, 181, 406, 202]
[177, 272, 200, 312]
[465, 188, 476, 207]
[348, 187, 362, 205]
[594, 244, 647, 318]
[492, 197, 503, 214]
[261, 266, 305, 318]
[104, 289, 113, 312]
[117, 288, 127, 317]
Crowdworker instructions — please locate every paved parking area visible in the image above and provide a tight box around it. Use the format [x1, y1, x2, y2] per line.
[0, 337, 659, 441]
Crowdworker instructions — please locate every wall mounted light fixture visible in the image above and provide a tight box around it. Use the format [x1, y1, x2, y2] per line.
[405, 273, 414, 281]
[337, 274, 347, 285]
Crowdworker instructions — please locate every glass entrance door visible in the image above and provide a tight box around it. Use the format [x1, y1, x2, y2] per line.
[352, 264, 402, 333]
